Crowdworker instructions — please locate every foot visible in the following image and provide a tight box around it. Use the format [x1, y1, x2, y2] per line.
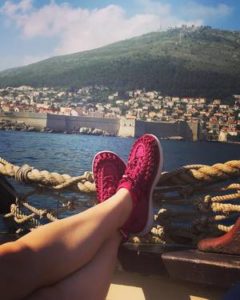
[117, 134, 163, 237]
[92, 151, 126, 203]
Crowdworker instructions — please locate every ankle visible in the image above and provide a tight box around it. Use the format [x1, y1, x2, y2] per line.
[116, 188, 131, 201]
[116, 188, 133, 224]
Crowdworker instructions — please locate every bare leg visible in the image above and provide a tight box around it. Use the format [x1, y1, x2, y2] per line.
[27, 232, 122, 300]
[0, 189, 132, 300]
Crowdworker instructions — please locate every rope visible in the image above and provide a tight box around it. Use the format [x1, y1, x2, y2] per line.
[158, 160, 240, 186]
[215, 224, 233, 232]
[211, 202, 240, 213]
[1, 157, 240, 192]
[209, 193, 240, 202]
[4, 203, 57, 224]
[5, 204, 36, 224]
[0, 157, 96, 193]
[22, 202, 57, 222]
[224, 183, 240, 190]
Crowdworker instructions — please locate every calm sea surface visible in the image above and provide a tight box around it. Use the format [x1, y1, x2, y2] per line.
[0, 131, 239, 229]
[0, 131, 239, 173]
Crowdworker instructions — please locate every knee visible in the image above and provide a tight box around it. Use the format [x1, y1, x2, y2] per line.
[0, 241, 37, 299]
[0, 241, 25, 275]
[0, 240, 33, 273]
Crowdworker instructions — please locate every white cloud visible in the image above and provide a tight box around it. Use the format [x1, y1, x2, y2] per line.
[0, 0, 232, 60]
[1, 0, 32, 15]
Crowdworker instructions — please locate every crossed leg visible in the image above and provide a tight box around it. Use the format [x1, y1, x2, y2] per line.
[28, 232, 121, 300]
[0, 189, 132, 300]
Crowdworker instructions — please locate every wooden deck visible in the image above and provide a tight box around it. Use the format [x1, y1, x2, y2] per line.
[162, 249, 240, 288]
[119, 243, 240, 289]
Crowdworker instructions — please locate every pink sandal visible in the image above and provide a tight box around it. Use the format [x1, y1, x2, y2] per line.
[118, 134, 163, 237]
[92, 151, 126, 203]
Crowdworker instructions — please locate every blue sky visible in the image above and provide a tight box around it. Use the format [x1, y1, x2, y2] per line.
[0, 0, 239, 71]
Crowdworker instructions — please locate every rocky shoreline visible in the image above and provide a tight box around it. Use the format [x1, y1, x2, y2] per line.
[0, 119, 39, 132]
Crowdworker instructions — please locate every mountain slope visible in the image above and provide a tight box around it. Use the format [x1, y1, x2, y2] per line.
[1, 26, 240, 98]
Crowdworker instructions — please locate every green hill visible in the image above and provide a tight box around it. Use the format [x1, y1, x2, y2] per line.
[1, 26, 240, 98]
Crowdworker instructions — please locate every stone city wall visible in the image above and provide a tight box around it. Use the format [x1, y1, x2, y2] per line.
[47, 114, 120, 135]
[0, 112, 199, 140]
[0, 112, 47, 129]
[134, 119, 198, 141]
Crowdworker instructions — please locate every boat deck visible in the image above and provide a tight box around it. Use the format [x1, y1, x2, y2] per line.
[108, 270, 225, 300]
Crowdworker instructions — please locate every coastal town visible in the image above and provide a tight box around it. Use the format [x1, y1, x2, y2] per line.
[0, 85, 239, 142]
